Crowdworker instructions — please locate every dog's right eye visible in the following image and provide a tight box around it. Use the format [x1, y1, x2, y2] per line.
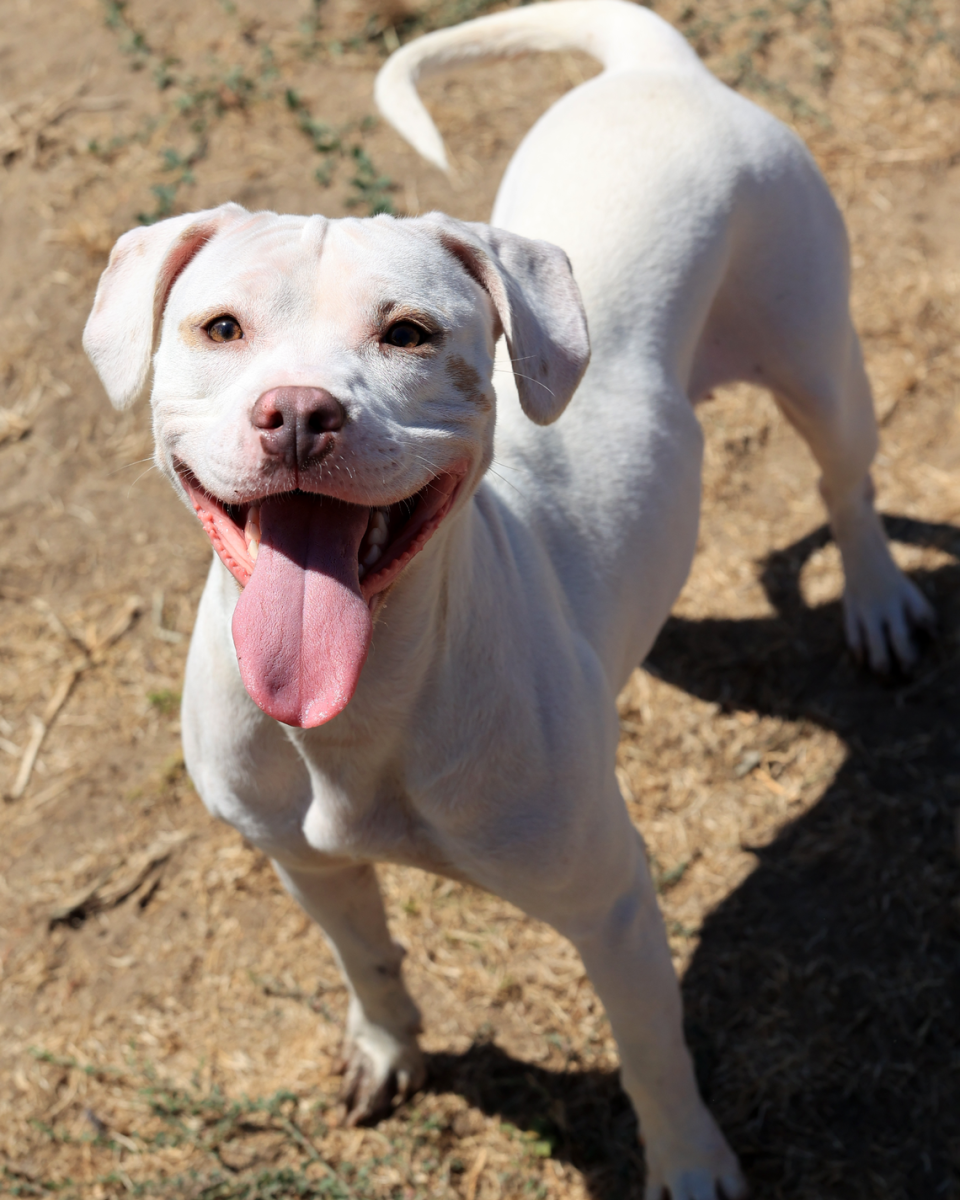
[384, 322, 429, 349]
[206, 315, 244, 343]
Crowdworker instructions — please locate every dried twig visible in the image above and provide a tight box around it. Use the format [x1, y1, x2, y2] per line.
[49, 830, 191, 926]
[0, 408, 32, 445]
[152, 590, 184, 644]
[42, 662, 85, 725]
[9, 716, 46, 801]
[15, 771, 86, 823]
[464, 1147, 488, 1200]
[5, 596, 142, 801]
[86, 595, 143, 658]
[0, 82, 126, 163]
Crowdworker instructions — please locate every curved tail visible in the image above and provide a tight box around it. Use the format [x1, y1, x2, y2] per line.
[374, 0, 700, 172]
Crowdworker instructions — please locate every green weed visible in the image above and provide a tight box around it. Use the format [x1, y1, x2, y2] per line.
[285, 92, 395, 215]
[24, 1052, 369, 1199]
[346, 147, 394, 216]
[147, 689, 181, 717]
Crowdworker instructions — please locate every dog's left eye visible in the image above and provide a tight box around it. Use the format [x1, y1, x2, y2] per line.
[384, 322, 428, 349]
[206, 315, 244, 343]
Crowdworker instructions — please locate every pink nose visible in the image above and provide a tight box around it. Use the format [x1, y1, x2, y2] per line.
[252, 387, 345, 467]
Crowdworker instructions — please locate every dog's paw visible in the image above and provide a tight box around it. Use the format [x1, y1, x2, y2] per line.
[645, 1165, 747, 1200]
[831, 498, 936, 673]
[842, 567, 935, 674]
[643, 1114, 746, 1200]
[339, 1025, 426, 1126]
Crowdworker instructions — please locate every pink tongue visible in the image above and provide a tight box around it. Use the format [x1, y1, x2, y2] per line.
[232, 493, 373, 728]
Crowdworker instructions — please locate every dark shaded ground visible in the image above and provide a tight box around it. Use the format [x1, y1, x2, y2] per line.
[656, 518, 960, 1199]
[427, 1042, 643, 1199]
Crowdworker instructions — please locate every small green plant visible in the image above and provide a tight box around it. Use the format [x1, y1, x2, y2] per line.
[655, 857, 692, 894]
[285, 93, 394, 215]
[138, 182, 179, 224]
[154, 55, 179, 90]
[148, 689, 181, 716]
[346, 146, 394, 216]
[26, 1051, 368, 1198]
[102, 0, 151, 67]
[297, 0, 327, 57]
[100, 0, 399, 223]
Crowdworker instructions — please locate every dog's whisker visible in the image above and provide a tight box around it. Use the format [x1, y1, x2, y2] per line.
[492, 365, 557, 397]
[510, 372, 557, 397]
[484, 464, 524, 498]
[125, 464, 158, 498]
[106, 455, 157, 478]
[490, 455, 527, 476]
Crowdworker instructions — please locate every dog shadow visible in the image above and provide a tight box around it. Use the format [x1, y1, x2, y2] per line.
[424, 516, 960, 1199]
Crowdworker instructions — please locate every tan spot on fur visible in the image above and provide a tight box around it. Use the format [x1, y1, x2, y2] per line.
[179, 316, 211, 349]
[447, 355, 493, 410]
[447, 354, 483, 396]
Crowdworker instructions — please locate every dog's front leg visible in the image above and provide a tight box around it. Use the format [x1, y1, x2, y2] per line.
[273, 860, 425, 1124]
[553, 826, 745, 1200]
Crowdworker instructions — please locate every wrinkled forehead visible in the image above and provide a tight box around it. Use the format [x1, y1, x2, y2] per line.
[173, 212, 480, 322]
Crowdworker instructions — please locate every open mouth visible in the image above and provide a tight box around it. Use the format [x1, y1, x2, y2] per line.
[175, 462, 467, 730]
[177, 465, 465, 605]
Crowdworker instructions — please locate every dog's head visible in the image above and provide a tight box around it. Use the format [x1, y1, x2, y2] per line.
[84, 203, 589, 728]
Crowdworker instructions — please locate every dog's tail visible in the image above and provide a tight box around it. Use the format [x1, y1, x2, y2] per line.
[374, 0, 699, 172]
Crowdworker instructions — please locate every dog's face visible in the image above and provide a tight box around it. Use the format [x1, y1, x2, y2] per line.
[84, 203, 588, 729]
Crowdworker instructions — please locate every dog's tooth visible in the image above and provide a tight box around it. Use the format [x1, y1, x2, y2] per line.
[244, 504, 261, 561]
[357, 509, 391, 569]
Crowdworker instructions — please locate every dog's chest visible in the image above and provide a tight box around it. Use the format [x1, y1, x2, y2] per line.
[295, 752, 464, 877]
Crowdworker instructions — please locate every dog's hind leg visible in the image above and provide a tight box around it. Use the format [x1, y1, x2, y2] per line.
[274, 860, 425, 1124]
[769, 328, 934, 672]
[691, 137, 934, 671]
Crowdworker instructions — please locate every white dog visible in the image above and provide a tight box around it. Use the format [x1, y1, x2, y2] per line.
[83, 3, 933, 1196]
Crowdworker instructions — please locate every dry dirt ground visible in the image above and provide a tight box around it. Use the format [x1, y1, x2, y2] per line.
[0, 0, 958, 1197]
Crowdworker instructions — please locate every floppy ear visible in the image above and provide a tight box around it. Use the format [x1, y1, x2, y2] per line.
[422, 213, 590, 425]
[83, 202, 248, 409]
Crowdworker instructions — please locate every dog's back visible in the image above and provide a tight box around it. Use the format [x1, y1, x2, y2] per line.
[376, 0, 846, 685]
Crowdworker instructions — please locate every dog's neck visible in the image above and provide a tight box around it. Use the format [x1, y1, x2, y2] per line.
[249, 490, 492, 862]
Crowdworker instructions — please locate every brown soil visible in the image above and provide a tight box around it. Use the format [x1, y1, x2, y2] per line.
[0, 1, 958, 1198]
